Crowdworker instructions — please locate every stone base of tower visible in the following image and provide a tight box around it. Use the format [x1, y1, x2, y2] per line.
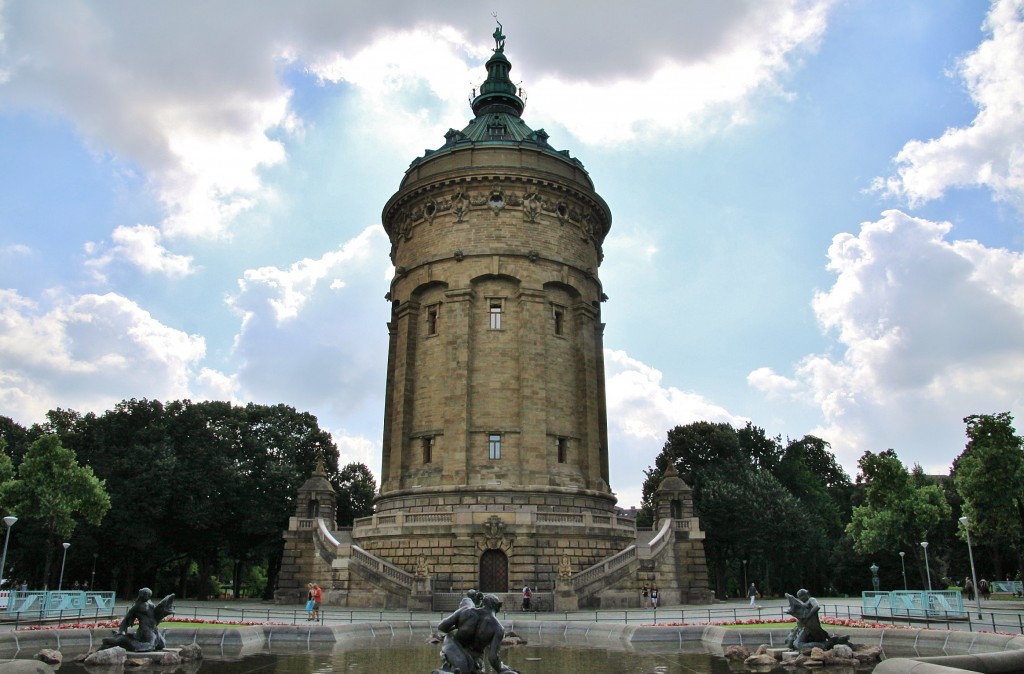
[353, 488, 637, 599]
[274, 482, 714, 610]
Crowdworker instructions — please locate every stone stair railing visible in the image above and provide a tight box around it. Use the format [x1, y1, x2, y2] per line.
[570, 518, 674, 596]
[349, 545, 416, 592]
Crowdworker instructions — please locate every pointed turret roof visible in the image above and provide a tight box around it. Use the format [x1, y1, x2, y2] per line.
[406, 23, 585, 173]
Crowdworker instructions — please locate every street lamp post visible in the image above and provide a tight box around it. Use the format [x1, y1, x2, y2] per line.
[91, 553, 98, 590]
[870, 563, 880, 592]
[899, 551, 907, 591]
[921, 541, 932, 592]
[742, 559, 748, 591]
[58, 542, 70, 591]
[0, 516, 17, 591]
[959, 516, 983, 619]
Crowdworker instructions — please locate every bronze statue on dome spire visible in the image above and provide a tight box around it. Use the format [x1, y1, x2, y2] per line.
[492, 13, 505, 52]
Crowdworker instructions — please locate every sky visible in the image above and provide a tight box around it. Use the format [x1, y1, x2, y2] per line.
[1, 0, 1023, 509]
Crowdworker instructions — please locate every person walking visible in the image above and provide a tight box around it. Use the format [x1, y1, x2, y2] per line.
[748, 582, 760, 607]
[304, 583, 315, 621]
[641, 584, 650, 609]
[311, 583, 323, 621]
[964, 577, 974, 601]
[650, 585, 659, 609]
[980, 578, 990, 600]
[521, 585, 532, 611]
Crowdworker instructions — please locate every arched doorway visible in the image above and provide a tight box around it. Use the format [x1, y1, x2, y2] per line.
[479, 549, 508, 592]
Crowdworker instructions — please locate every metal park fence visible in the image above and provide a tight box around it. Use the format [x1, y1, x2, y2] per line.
[1, 591, 117, 625]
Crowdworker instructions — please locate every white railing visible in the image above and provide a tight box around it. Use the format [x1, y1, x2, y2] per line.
[572, 545, 638, 591]
[647, 518, 674, 559]
[350, 545, 415, 590]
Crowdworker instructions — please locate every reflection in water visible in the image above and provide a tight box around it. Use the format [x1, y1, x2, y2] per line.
[57, 644, 739, 674]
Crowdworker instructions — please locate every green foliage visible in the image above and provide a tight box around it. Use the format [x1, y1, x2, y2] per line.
[845, 449, 950, 587]
[2, 435, 110, 538]
[32, 398, 340, 598]
[0, 434, 111, 587]
[640, 421, 854, 596]
[0, 438, 14, 488]
[953, 412, 1024, 574]
[335, 462, 377, 527]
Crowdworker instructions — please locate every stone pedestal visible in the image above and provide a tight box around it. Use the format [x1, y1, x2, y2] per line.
[409, 577, 433, 612]
[553, 578, 577, 612]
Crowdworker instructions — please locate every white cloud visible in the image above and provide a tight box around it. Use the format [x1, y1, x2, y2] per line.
[86, 224, 195, 278]
[605, 348, 747, 507]
[226, 226, 391, 425]
[530, 2, 830, 144]
[0, 289, 206, 423]
[875, 0, 1024, 211]
[0, 244, 31, 256]
[0, 2, 293, 242]
[749, 209, 1024, 470]
[333, 431, 379, 475]
[606, 349, 747, 441]
[193, 367, 242, 405]
[230, 226, 382, 324]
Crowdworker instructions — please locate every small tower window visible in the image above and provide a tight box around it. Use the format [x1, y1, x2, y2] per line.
[422, 436, 434, 464]
[557, 437, 567, 464]
[489, 300, 503, 330]
[426, 305, 439, 336]
[553, 308, 564, 336]
[488, 433, 502, 460]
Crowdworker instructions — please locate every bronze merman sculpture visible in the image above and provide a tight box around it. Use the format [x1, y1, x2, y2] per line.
[100, 587, 175, 652]
[432, 592, 519, 674]
[784, 588, 849, 650]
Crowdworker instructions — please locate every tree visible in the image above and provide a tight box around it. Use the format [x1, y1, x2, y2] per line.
[0, 435, 111, 587]
[335, 463, 377, 527]
[846, 450, 950, 588]
[953, 412, 1024, 580]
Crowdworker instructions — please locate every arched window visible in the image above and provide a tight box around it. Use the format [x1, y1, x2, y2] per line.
[670, 499, 682, 519]
[307, 499, 320, 518]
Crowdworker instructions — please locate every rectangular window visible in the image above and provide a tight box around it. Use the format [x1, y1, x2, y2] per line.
[557, 437, 567, 464]
[426, 306, 438, 336]
[422, 436, 433, 464]
[489, 300, 502, 330]
[488, 433, 502, 460]
[553, 308, 564, 336]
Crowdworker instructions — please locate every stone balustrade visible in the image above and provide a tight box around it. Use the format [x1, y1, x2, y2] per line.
[352, 509, 634, 535]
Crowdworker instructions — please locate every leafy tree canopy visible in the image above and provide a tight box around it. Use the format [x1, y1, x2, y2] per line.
[953, 412, 1024, 550]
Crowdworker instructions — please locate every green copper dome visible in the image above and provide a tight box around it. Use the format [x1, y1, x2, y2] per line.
[407, 23, 585, 172]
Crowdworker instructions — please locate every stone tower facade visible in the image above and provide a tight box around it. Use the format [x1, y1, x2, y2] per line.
[276, 26, 712, 609]
[353, 26, 638, 598]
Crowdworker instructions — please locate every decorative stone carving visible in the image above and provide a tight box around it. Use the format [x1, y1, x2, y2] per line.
[555, 200, 569, 225]
[396, 210, 413, 240]
[487, 190, 505, 215]
[415, 555, 430, 579]
[523, 192, 542, 222]
[557, 555, 572, 579]
[477, 515, 514, 553]
[452, 192, 469, 223]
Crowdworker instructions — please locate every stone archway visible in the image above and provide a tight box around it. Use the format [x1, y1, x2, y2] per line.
[479, 549, 508, 592]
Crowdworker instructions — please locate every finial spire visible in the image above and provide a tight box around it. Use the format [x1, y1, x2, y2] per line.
[472, 18, 523, 117]
[492, 13, 505, 52]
